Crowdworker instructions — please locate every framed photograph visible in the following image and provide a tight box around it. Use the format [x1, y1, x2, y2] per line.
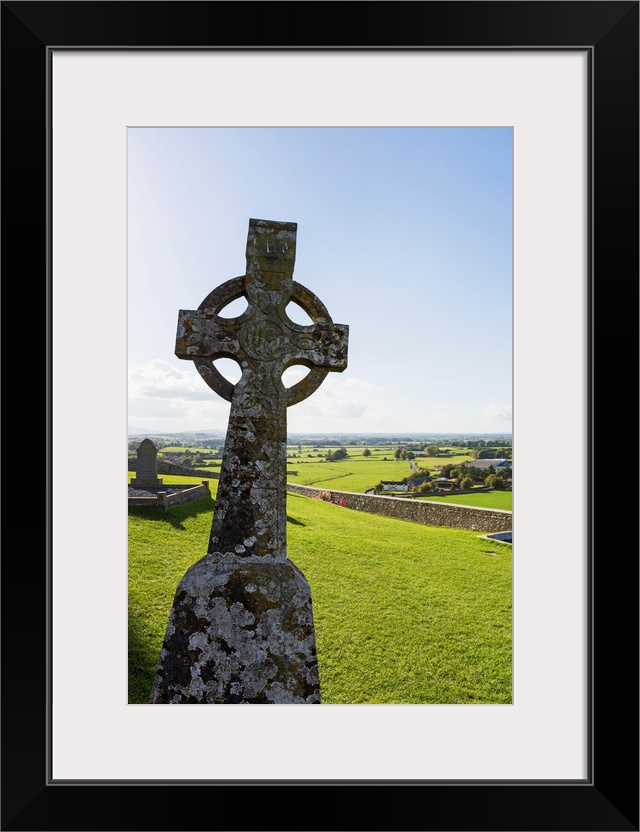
[125, 126, 515, 711]
[3, 1, 637, 830]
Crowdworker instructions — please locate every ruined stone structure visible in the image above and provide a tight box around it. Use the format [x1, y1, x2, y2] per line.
[128, 440, 215, 511]
[150, 219, 349, 704]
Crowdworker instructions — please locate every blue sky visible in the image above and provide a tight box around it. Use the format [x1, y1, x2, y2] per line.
[128, 127, 512, 435]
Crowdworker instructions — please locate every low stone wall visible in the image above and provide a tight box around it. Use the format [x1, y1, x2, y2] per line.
[159, 483, 212, 509]
[286, 483, 511, 532]
[128, 459, 219, 479]
[128, 482, 212, 511]
[127, 495, 160, 509]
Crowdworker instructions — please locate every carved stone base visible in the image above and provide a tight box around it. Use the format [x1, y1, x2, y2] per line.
[149, 555, 321, 703]
[131, 476, 163, 488]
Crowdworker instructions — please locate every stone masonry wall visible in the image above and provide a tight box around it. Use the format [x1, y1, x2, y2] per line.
[128, 459, 219, 479]
[286, 483, 512, 532]
[160, 483, 212, 509]
[129, 483, 212, 511]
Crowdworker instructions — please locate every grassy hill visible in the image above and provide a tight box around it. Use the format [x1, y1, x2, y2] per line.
[129, 478, 512, 705]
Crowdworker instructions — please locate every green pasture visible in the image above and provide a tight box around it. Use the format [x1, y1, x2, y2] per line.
[128, 472, 220, 488]
[286, 445, 395, 460]
[157, 446, 220, 455]
[285, 456, 413, 492]
[129, 490, 512, 705]
[418, 490, 513, 511]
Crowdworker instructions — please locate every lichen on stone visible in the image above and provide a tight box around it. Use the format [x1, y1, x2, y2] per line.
[149, 219, 349, 704]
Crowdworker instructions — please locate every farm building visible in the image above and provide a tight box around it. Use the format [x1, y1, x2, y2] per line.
[460, 458, 512, 470]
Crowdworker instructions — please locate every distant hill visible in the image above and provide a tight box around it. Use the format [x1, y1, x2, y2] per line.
[128, 426, 159, 436]
[128, 427, 226, 438]
[128, 428, 512, 445]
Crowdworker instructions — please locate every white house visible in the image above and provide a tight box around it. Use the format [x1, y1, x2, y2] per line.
[460, 458, 512, 471]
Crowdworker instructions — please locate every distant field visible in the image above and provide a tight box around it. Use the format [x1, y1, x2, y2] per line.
[160, 446, 220, 454]
[418, 490, 513, 511]
[286, 455, 413, 492]
[282, 446, 480, 493]
[129, 443, 503, 498]
[131, 446, 413, 492]
[287, 445, 473, 466]
[128, 472, 220, 494]
[141, 445, 483, 494]
[286, 445, 396, 458]
[129, 450, 412, 492]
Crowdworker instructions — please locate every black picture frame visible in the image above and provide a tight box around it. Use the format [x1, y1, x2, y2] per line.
[2, 2, 638, 830]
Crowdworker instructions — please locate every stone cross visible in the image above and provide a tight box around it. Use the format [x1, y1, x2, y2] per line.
[131, 438, 163, 488]
[149, 219, 349, 704]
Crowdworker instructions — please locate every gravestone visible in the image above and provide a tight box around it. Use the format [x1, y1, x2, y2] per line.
[131, 438, 163, 488]
[149, 219, 349, 703]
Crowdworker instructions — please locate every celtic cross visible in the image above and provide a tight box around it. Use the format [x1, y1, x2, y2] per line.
[149, 219, 348, 703]
[175, 218, 349, 562]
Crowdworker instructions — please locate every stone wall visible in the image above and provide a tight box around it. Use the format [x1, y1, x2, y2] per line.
[128, 459, 219, 479]
[159, 483, 212, 509]
[128, 483, 212, 511]
[286, 483, 511, 532]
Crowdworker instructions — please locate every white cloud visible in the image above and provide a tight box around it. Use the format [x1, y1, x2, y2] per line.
[127, 362, 381, 433]
[128, 359, 213, 401]
[128, 359, 230, 432]
[287, 374, 383, 431]
[128, 361, 511, 436]
[482, 403, 512, 421]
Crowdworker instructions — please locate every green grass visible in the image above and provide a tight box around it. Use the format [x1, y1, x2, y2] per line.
[128, 472, 218, 486]
[283, 446, 477, 493]
[129, 489, 511, 704]
[418, 490, 513, 511]
[285, 456, 413, 492]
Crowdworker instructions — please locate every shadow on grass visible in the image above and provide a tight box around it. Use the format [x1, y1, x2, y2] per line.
[128, 498, 214, 530]
[128, 609, 162, 704]
[286, 515, 306, 526]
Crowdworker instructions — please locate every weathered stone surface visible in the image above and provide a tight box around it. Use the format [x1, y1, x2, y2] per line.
[149, 557, 320, 703]
[128, 481, 211, 511]
[131, 438, 163, 488]
[149, 219, 349, 704]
